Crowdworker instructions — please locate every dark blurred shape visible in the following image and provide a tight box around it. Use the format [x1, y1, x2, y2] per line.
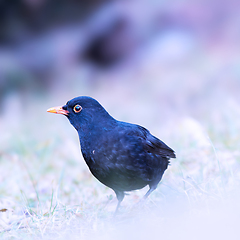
[82, 17, 132, 67]
[77, 1, 143, 68]
[0, 0, 109, 44]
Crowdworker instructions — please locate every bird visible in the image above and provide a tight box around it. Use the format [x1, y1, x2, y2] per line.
[47, 96, 176, 213]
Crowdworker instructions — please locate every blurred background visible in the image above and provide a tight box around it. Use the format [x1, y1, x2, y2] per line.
[0, 0, 240, 238]
[1, 0, 240, 118]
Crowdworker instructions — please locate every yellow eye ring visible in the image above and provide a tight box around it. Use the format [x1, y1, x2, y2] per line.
[73, 104, 82, 113]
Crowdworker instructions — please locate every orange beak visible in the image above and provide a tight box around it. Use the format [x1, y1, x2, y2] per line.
[47, 106, 69, 116]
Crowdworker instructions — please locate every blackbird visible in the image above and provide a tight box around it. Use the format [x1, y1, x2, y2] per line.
[47, 96, 176, 213]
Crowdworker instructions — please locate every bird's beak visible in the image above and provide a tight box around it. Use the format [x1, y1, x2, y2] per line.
[47, 106, 69, 116]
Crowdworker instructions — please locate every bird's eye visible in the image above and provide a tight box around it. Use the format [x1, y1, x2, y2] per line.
[73, 104, 82, 113]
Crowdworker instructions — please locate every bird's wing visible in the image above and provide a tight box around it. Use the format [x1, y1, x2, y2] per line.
[136, 125, 176, 159]
[113, 124, 175, 183]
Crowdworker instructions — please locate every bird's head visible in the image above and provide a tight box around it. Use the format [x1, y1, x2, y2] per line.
[47, 96, 112, 131]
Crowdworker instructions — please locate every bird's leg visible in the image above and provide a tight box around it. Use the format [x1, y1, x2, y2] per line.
[143, 184, 157, 200]
[133, 185, 158, 210]
[133, 185, 157, 209]
[114, 190, 125, 215]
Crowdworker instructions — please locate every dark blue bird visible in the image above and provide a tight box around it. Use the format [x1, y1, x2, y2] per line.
[47, 96, 176, 213]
